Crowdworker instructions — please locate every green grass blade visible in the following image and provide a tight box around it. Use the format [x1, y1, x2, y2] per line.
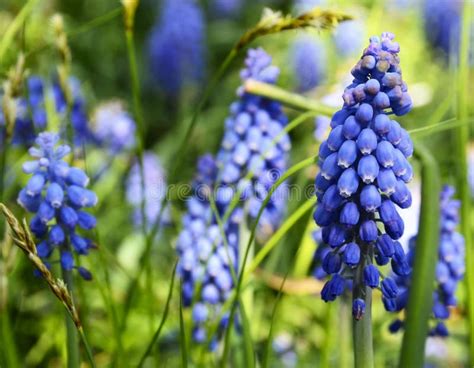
[244, 79, 336, 115]
[137, 261, 178, 368]
[0, 0, 38, 64]
[179, 283, 189, 368]
[262, 270, 289, 368]
[399, 143, 440, 368]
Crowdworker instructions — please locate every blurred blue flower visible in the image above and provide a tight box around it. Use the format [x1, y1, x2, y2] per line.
[313, 33, 414, 319]
[92, 101, 136, 153]
[176, 154, 241, 347]
[291, 36, 326, 92]
[211, 0, 242, 18]
[314, 115, 330, 142]
[126, 152, 170, 230]
[148, 0, 206, 96]
[333, 20, 365, 58]
[389, 185, 465, 337]
[17, 132, 97, 279]
[52, 77, 94, 146]
[423, 0, 462, 59]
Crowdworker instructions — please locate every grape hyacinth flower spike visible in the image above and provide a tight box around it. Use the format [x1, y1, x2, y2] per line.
[176, 154, 241, 347]
[389, 185, 465, 337]
[17, 132, 97, 279]
[126, 152, 170, 230]
[313, 32, 414, 319]
[216, 47, 291, 244]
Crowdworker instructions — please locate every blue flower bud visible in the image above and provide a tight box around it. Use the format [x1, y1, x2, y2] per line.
[356, 128, 378, 155]
[357, 155, 379, 183]
[373, 114, 390, 135]
[396, 130, 413, 157]
[331, 108, 354, 128]
[315, 173, 333, 198]
[379, 200, 404, 239]
[49, 225, 65, 245]
[30, 215, 48, 237]
[381, 277, 398, 298]
[377, 169, 397, 195]
[360, 185, 381, 212]
[37, 241, 52, 258]
[45, 182, 64, 208]
[67, 167, 89, 187]
[391, 180, 412, 208]
[322, 252, 342, 274]
[202, 284, 220, 304]
[26, 174, 45, 196]
[339, 202, 360, 226]
[381, 72, 401, 88]
[313, 206, 336, 227]
[375, 252, 390, 265]
[60, 251, 74, 270]
[337, 140, 358, 168]
[246, 126, 262, 151]
[389, 319, 403, 333]
[432, 322, 449, 337]
[67, 186, 98, 208]
[359, 220, 378, 243]
[234, 112, 251, 134]
[328, 224, 347, 247]
[433, 301, 449, 319]
[376, 234, 395, 257]
[373, 92, 390, 109]
[59, 206, 78, 228]
[363, 264, 379, 287]
[392, 93, 412, 116]
[355, 103, 373, 124]
[18, 189, 41, 212]
[318, 141, 332, 161]
[233, 142, 250, 166]
[192, 303, 208, 323]
[364, 78, 380, 95]
[392, 258, 410, 276]
[322, 185, 344, 212]
[78, 267, 93, 281]
[77, 211, 97, 230]
[352, 298, 365, 320]
[71, 234, 90, 254]
[37, 201, 55, 223]
[327, 125, 345, 151]
[343, 242, 360, 267]
[353, 84, 366, 102]
[387, 120, 402, 145]
[321, 274, 345, 302]
[342, 116, 361, 140]
[321, 153, 342, 180]
[382, 296, 397, 312]
[375, 141, 395, 168]
[337, 168, 359, 198]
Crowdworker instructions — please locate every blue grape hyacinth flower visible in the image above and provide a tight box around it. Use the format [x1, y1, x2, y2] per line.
[176, 154, 241, 347]
[17, 132, 97, 279]
[291, 35, 327, 92]
[216, 47, 291, 244]
[313, 32, 414, 319]
[92, 101, 136, 153]
[148, 0, 205, 97]
[423, 0, 462, 60]
[333, 20, 365, 58]
[126, 152, 170, 230]
[389, 185, 465, 337]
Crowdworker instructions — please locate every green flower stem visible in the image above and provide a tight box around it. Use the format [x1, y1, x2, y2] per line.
[352, 248, 374, 368]
[61, 268, 80, 368]
[244, 79, 336, 115]
[457, 1, 474, 363]
[0, 309, 19, 367]
[321, 301, 335, 368]
[399, 143, 440, 368]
